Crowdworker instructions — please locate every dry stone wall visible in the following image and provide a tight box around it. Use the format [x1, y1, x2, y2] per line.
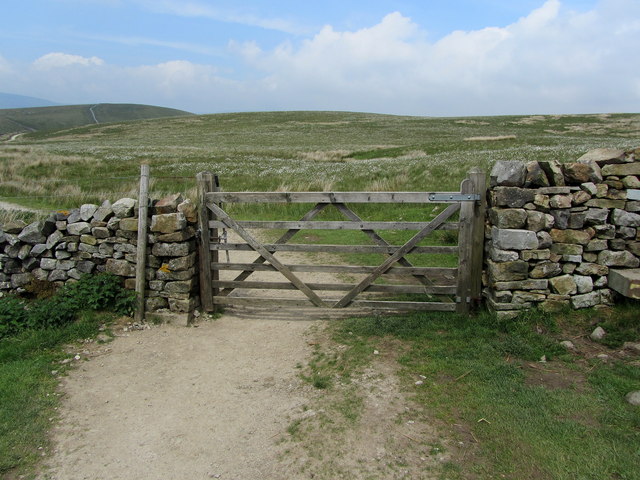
[0, 193, 200, 320]
[485, 147, 640, 318]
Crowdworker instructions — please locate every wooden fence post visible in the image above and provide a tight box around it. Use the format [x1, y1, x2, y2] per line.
[197, 171, 216, 312]
[135, 164, 150, 323]
[468, 168, 487, 308]
[456, 176, 474, 314]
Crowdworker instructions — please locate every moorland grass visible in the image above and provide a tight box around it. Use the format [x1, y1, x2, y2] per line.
[307, 307, 640, 480]
[1, 111, 638, 210]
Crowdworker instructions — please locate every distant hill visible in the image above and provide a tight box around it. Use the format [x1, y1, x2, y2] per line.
[0, 92, 58, 109]
[0, 103, 193, 136]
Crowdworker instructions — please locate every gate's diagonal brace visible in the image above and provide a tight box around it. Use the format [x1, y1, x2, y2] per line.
[334, 203, 461, 308]
[207, 203, 328, 308]
[333, 203, 453, 302]
[218, 203, 328, 296]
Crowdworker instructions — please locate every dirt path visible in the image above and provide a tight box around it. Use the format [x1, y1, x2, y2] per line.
[43, 316, 317, 480]
[42, 235, 448, 480]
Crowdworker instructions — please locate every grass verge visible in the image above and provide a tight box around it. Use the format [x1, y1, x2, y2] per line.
[0, 310, 119, 478]
[302, 306, 640, 480]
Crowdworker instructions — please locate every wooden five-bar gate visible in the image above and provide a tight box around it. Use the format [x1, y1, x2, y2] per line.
[197, 169, 486, 314]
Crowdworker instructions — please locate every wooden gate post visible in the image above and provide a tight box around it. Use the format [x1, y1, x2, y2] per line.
[135, 164, 150, 323]
[456, 176, 474, 314]
[197, 171, 216, 312]
[468, 168, 487, 307]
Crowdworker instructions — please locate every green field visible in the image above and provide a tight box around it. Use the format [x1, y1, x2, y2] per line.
[0, 103, 192, 138]
[1, 111, 638, 212]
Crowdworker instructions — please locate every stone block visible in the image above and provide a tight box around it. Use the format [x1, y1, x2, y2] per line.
[564, 161, 602, 185]
[493, 279, 548, 291]
[585, 208, 608, 225]
[112, 198, 137, 218]
[80, 204, 98, 221]
[572, 190, 591, 205]
[490, 161, 526, 187]
[550, 243, 583, 255]
[574, 275, 594, 294]
[594, 224, 615, 239]
[56, 260, 75, 271]
[177, 199, 198, 223]
[526, 211, 552, 232]
[511, 291, 546, 303]
[164, 280, 195, 294]
[167, 252, 197, 271]
[492, 187, 535, 208]
[608, 238, 626, 251]
[537, 231, 552, 249]
[80, 234, 98, 246]
[606, 188, 626, 200]
[585, 199, 625, 209]
[530, 261, 562, 279]
[492, 227, 538, 251]
[46, 230, 64, 250]
[571, 291, 601, 309]
[18, 221, 46, 245]
[488, 208, 527, 229]
[568, 212, 586, 229]
[539, 161, 565, 186]
[152, 242, 193, 257]
[154, 193, 184, 214]
[597, 250, 640, 267]
[146, 297, 169, 311]
[580, 182, 598, 195]
[487, 260, 529, 282]
[93, 200, 113, 222]
[577, 148, 626, 165]
[549, 228, 593, 245]
[534, 194, 550, 209]
[156, 227, 196, 243]
[602, 163, 640, 176]
[550, 209, 570, 229]
[150, 213, 187, 234]
[105, 259, 136, 277]
[608, 269, 640, 299]
[48, 270, 68, 282]
[549, 195, 572, 209]
[611, 209, 640, 227]
[92, 227, 110, 239]
[67, 222, 91, 235]
[168, 297, 199, 313]
[622, 176, 640, 188]
[585, 239, 608, 251]
[524, 162, 550, 188]
[520, 249, 551, 261]
[118, 218, 139, 232]
[550, 275, 577, 295]
[156, 267, 196, 281]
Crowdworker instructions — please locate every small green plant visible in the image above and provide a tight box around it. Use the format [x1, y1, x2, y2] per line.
[0, 274, 136, 339]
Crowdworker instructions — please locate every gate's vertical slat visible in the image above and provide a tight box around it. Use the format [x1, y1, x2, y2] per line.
[456, 177, 475, 314]
[197, 172, 216, 312]
[469, 168, 487, 306]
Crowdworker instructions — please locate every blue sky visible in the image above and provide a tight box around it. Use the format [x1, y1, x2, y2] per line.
[0, 0, 638, 115]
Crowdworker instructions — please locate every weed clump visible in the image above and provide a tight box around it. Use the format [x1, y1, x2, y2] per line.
[0, 274, 135, 339]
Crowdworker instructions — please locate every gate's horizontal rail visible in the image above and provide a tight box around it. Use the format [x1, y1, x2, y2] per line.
[211, 262, 457, 277]
[210, 243, 458, 255]
[206, 192, 471, 204]
[209, 220, 458, 231]
[211, 280, 456, 294]
[212, 296, 457, 311]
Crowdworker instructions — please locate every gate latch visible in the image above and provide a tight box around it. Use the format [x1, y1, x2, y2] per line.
[428, 193, 480, 202]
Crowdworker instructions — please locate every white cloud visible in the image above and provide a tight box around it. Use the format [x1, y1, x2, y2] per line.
[137, 0, 307, 35]
[234, 0, 640, 115]
[33, 53, 105, 70]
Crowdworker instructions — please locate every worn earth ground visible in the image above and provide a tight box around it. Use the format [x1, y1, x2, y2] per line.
[40, 244, 455, 480]
[40, 311, 455, 480]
